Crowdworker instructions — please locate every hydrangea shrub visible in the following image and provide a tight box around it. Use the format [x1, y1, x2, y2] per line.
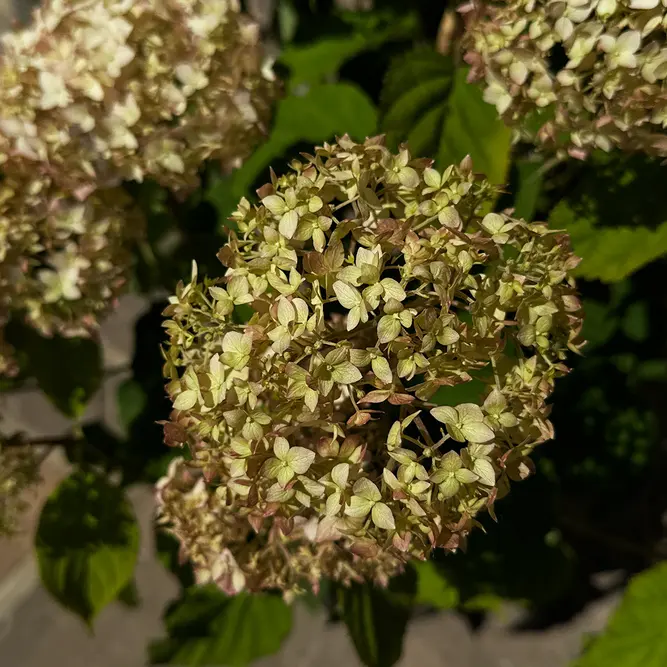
[157, 136, 584, 598]
[462, 0, 667, 158]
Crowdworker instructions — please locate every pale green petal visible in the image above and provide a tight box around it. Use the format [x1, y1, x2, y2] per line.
[372, 502, 396, 530]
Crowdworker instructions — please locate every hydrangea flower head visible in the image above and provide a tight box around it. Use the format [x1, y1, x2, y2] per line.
[0, 0, 275, 193]
[463, 0, 667, 158]
[158, 136, 584, 597]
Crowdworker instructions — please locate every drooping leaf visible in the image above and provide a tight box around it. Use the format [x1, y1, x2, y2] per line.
[149, 587, 293, 666]
[573, 562, 667, 667]
[5, 321, 101, 419]
[549, 153, 667, 282]
[35, 471, 139, 626]
[206, 83, 377, 223]
[413, 560, 459, 609]
[437, 67, 512, 185]
[338, 573, 416, 667]
[379, 48, 454, 156]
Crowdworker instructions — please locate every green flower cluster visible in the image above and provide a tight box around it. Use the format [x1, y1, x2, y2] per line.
[157, 136, 584, 598]
[0, 0, 274, 344]
[463, 0, 667, 158]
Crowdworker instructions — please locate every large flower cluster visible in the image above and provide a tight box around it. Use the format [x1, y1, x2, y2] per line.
[0, 0, 275, 192]
[157, 136, 584, 597]
[462, 0, 667, 158]
[0, 0, 274, 343]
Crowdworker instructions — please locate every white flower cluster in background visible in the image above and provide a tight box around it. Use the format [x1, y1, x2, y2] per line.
[463, 0, 667, 158]
[0, 0, 275, 340]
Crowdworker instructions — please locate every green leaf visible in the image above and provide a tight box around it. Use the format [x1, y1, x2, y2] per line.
[149, 587, 293, 666]
[437, 67, 512, 185]
[582, 299, 619, 351]
[280, 35, 369, 88]
[513, 157, 544, 221]
[35, 471, 139, 626]
[277, 0, 298, 44]
[117, 378, 147, 432]
[280, 10, 418, 89]
[206, 83, 377, 223]
[432, 378, 487, 407]
[379, 48, 454, 156]
[573, 562, 667, 667]
[621, 301, 649, 343]
[553, 217, 667, 283]
[5, 322, 101, 419]
[338, 575, 415, 667]
[154, 529, 195, 590]
[549, 153, 667, 282]
[117, 579, 141, 608]
[413, 561, 459, 609]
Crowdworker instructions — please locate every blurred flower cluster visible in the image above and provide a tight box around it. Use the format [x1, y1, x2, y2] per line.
[0, 172, 144, 336]
[0, 0, 274, 347]
[0, 0, 274, 533]
[462, 0, 667, 158]
[157, 136, 584, 598]
[0, 438, 40, 536]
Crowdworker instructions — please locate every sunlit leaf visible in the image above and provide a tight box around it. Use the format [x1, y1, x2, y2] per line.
[574, 562, 667, 667]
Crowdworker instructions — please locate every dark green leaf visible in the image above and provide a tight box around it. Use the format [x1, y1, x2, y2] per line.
[206, 83, 377, 223]
[5, 322, 101, 419]
[117, 378, 148, 432]
[574, 562, 667, 667]
[280, 9, 417, 89]
[582, 299, 619, 352]
[149, 587, 293, 666]
[281, 35, 367, 88]
[621, 301, 649, 343]
[35, 471, 139, 626]
[432, 378, 487, 406]
[379, 48, 454, 156]
[117, 579, 141, 608]
[513, 157, 544, 221]
[437, 67, 512, 185]
[154, 529, 195, 589]
[338, 573, 415, 667]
